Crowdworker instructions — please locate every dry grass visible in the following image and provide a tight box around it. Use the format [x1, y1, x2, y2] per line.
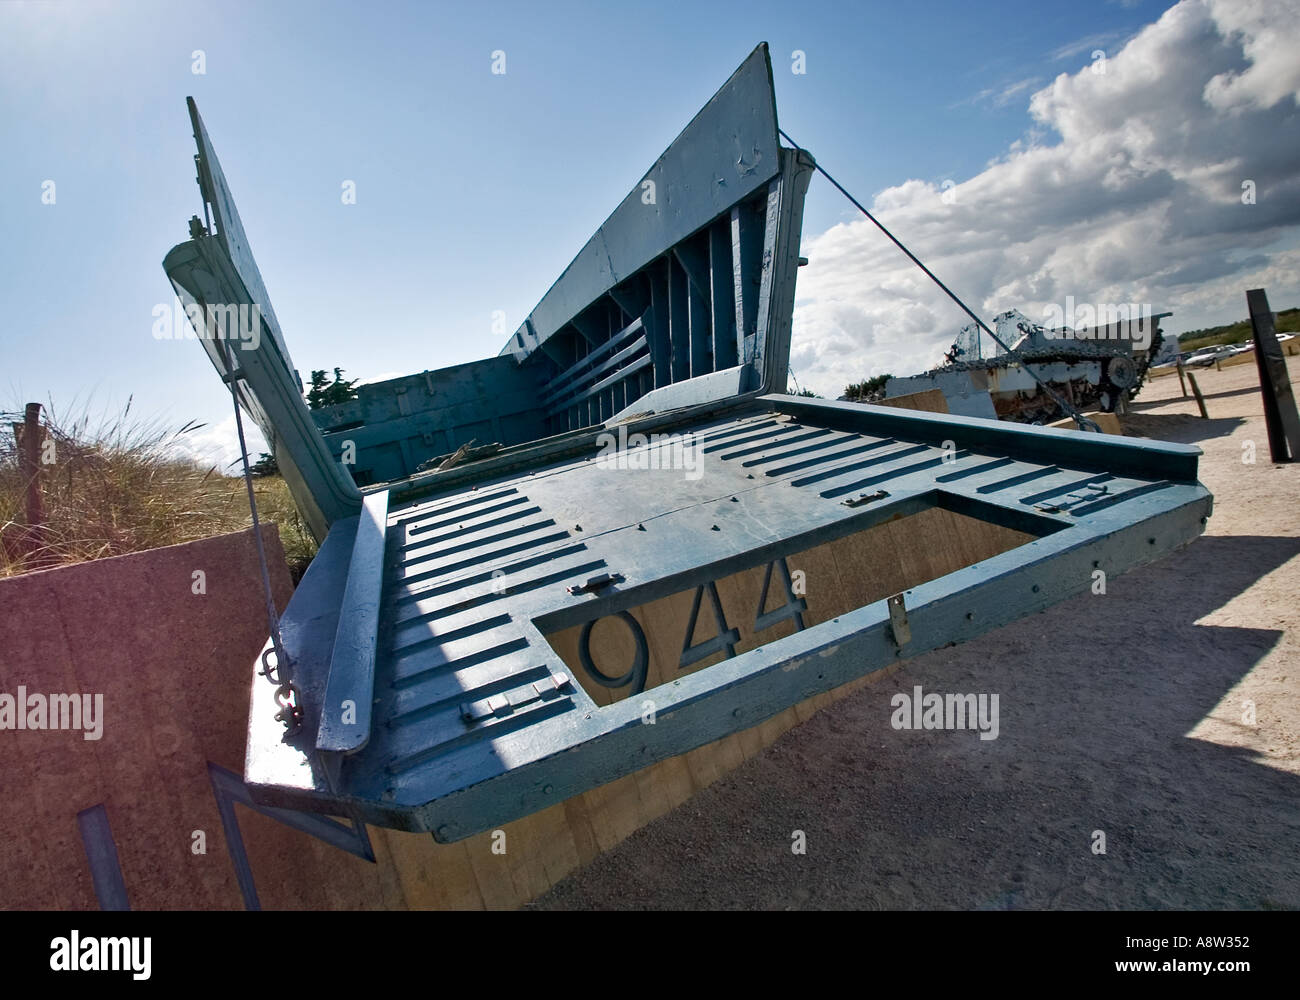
[0, 398, 317, 581]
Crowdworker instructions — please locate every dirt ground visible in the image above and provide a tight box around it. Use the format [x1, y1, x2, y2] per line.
[532, 353, 1300, 910]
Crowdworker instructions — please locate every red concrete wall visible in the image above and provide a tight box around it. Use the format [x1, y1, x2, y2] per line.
[0, 527, 313, 909]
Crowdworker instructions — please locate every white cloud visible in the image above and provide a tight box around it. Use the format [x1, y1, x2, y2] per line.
[168, 412, 269, 473]
[1049, 30, 1130, 63]
[790, 0, 1300, 398]
[954, 76, 1045, 110]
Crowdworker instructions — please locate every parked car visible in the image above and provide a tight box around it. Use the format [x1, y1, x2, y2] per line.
[1188, 345, 1237, 366]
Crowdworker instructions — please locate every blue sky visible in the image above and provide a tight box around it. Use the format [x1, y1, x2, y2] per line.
[2, 0, 1295, 463]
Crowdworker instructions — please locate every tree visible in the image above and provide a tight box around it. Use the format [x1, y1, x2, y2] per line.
[843, 374, 893, 403]
[306, 367, 360, 409]
[249, 452, 278, 477]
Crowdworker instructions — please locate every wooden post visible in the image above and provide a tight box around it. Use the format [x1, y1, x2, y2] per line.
[1187, 373, 1209, 419]
[1246, 288, 1300, 462]
[18, 403, 49, 565]
[1176, 358, 1188, 398]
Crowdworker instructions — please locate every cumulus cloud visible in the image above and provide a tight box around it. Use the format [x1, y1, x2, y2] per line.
[790, 0, 1300, 398]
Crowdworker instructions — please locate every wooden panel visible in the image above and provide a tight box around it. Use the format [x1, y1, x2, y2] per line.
[873, 388, 950, 413]
[1048, 412, 1121, 435]
[547, 506, 1034, 705]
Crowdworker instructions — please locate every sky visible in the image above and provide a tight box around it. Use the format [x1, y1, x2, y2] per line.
[2, 0, 1297, 467]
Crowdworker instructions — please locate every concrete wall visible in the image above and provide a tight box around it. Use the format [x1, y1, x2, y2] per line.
[0, 527, 296, 909]
[0, 525, 894, 910]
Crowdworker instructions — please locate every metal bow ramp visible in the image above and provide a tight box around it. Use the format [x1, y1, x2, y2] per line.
[246, 394, 1210, 841]
[158, 41, 1213, 844]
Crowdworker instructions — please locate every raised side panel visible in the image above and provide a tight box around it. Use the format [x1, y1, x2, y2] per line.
[164, 238, 363, 539]
[500, 44, 781, 365]
[317, 489, 391, 754]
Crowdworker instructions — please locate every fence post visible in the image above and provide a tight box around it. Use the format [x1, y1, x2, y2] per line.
[1247, 288, 1300, 463]
[18, 402, 50, 566]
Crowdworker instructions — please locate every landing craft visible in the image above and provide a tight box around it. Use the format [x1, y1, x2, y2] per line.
[163, 43, 1211, 840]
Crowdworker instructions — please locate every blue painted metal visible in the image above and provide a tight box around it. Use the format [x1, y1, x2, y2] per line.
[76, 804, 131, 911]
[164, 99, 363, 540]
[207, 762, 374, 911]
[679, 581, 741, 668]
[238, 390, 1211, 840]
[165, 44, 812, 499]
[754, 557, 806, 632]
[161, 42, 1214, 844]
[316, 489, 390, 754]
[500, 45, 782, 368]
[310, 356, 549, 487]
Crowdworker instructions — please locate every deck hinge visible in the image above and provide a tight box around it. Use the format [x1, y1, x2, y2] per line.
[568, 572, 624, 595]
[844, 490, 889, 508]
[887, 594, 911, 647]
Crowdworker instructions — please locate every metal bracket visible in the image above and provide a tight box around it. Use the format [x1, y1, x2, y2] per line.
[843, 490, 889, 508]
[887, 593, 911, 648]
[1034, 482, 1108, 515]
[568, 572, 624, 595]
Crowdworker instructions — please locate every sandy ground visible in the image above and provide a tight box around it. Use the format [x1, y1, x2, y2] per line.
[532, 353, 1300, 910]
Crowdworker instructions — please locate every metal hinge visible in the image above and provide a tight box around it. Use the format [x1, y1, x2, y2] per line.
[844, 490, 890, 508]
